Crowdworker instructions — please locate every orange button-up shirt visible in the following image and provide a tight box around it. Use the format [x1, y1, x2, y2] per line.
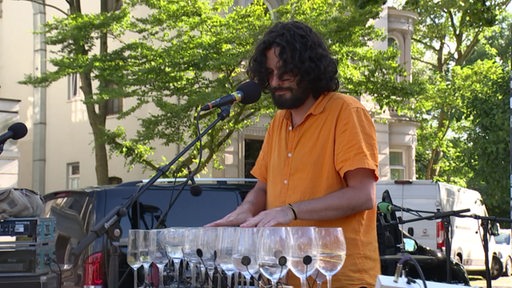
[251, 92, 380, 287]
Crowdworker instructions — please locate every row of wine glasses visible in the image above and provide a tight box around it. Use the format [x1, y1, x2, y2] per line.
[127, 226, 346, 288]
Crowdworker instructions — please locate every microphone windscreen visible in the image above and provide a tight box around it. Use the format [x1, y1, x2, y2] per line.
[377, 201, 392, 213]
[237, 81, 261, 105]
[9, 122, 28, 140]
[190, 185, 202, 197]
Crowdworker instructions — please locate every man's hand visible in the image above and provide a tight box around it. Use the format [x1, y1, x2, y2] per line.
[240, 205, 295, 227]
[205, 205, 254, 227]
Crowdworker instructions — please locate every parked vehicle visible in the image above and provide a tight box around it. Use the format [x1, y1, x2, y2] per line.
[495, 228, 512, 276]
[42, 178, 255, 288]
[377, 189, 470, 285]
[43, 178, 471, 288]
[377, 179, 502, 280]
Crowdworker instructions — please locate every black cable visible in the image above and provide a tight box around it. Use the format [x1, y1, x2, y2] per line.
[239, 255, 263, 287]
[154, 178, 188, 228]
[45, 255, 62, 285]
[302, 255, 314, 288]
[397, 253, 428, 288]
[406, 276, 422, 287]
[154, 108, 204, 229]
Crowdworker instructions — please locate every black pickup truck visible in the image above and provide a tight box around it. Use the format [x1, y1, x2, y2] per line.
[41, 178, 470, 288]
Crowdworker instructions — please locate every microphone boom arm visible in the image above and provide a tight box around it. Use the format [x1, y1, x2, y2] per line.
[70, 106, 232, 261]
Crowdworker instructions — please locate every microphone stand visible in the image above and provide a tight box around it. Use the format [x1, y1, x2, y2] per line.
[456, 214, 512, 288]
[398, 208, 470, 284]
[70, 105, 233, 288]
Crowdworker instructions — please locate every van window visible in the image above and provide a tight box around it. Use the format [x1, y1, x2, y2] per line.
[111, 184, 245, 240]
[495, 232, 510, 245]
[44, 192, 91, 265]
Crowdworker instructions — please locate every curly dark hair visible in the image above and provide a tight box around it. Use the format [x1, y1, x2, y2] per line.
[247, 21, 339, 99]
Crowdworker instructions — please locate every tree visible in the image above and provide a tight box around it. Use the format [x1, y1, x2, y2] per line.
[106, 0, 414, 177]
[21, 0, 127, 185]
[463, 14, 511, 218]
[401, 0, 511, 215]
[21, 0, 413, 182]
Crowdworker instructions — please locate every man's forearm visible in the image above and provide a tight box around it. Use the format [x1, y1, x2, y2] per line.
[239, 181, 267, 216]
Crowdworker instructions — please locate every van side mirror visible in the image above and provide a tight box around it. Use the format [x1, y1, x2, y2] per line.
[407, 227, 414, 237]
[403, 238, 417, 252]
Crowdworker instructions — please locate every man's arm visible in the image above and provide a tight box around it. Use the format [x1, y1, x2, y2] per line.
[240, 168, 376, 227]
[205, 180, 267, 227]
[291, 167, 376, 220]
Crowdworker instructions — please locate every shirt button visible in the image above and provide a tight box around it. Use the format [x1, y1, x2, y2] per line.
[287, 152, 292, 157]
[284, 180, 288, 185]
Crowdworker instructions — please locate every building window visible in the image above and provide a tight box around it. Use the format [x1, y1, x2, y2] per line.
[244, 139, 263, 178]
[67, 162, 80, 189]
[390, 150, 405, 180]
[68, 74, 79, 100]
[106, 98, 123, 115]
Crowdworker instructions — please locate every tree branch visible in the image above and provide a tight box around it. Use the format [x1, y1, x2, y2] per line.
[14, 0, 69, 16]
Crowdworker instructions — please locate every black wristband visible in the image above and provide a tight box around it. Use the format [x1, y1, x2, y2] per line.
[288, 203, 298, 220]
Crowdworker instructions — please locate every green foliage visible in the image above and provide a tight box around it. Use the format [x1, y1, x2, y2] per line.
[403, 0, 511, 217]
[462, 60, 510, 218]
[20, 0, 416, 180]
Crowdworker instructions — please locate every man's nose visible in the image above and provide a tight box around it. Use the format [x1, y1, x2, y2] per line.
[268, 73, 282, 87]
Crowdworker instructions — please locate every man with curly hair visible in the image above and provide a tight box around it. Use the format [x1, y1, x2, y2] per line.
[208, 21, 380, 287]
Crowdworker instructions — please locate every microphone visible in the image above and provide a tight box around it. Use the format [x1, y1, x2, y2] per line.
[377, 201, 400, 214]
[0, 122, 28, 144]
[190, 184, 202, 197]
[200, 81, 261, 111]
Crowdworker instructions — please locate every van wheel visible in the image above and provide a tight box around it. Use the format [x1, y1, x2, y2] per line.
[505, 257, 512, 277]
[490, 255, 503, 280]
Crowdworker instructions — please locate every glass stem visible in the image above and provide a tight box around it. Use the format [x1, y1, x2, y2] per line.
[226, 273, 232, 288]
[301, 277, 308, 288]
[173, 259, 180, 284]
[134, 267, 138, 288]
[190, 262, 197, 287]
[327, 276, 333, 288]
[157, 265, 164, 288]
[142, 264, 149, 287]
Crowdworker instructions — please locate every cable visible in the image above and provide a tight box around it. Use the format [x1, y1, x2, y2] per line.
[395, 253, 428, 288]
[45, 255, 62, 286]
[240, 255, 262, 287]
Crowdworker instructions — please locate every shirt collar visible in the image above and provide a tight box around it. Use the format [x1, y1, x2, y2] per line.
[282, 92, 332, 123]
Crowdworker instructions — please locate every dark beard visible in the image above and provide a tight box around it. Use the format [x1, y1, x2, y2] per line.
[270, 87, 310, 109]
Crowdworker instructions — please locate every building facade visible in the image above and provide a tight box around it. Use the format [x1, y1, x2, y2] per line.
[0, 1, 417, 194]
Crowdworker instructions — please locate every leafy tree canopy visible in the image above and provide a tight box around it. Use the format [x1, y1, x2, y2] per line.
[402, 0, 511, 217]
[21, 0, 415, 180]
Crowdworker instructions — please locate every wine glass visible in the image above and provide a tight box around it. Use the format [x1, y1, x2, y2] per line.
[183, 227, 201, 286]
[233, 227, 260, 287]
[258, 227, 289, 287]
[216, 227, 240, 288]
[286, 226, 318, 288]
[314, 227, 346, 288]
[164, 227, 186, 285]
[127, 229, 144, 288]
[138, 230, 152, 287]
[198, 227, 219, 287]
[149, 229, 169, 288]
[310, 268, 326, 288]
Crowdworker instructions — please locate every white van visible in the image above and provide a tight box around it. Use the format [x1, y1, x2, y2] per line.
[376, 180, 502, 279]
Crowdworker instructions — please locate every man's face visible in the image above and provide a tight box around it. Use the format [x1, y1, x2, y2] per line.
[266, 47, 310, 109]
